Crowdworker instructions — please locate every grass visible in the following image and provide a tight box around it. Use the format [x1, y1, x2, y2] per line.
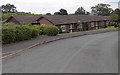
[58, 27, 115, 35]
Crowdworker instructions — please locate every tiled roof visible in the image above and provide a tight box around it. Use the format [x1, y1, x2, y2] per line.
[6, 15, 42, 24]
[43, 15, 110, 25]
[6, 15, 110, 25]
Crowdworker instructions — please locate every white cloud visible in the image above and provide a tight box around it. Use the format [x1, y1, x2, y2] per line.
[0, 0, 119, 14]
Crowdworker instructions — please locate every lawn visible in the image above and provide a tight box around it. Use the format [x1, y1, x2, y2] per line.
[58, 26, 115, 35]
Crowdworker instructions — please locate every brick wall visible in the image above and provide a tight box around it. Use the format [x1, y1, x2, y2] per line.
[6, 17, 20, 24]
[39, 18, 54, 25]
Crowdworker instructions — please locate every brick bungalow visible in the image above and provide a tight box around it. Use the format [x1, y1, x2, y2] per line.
[5, 15, 110, 33]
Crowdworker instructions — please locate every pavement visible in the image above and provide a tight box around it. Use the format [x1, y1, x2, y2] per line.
[2, 28, 118, 53]
[3, 31, 118, 73]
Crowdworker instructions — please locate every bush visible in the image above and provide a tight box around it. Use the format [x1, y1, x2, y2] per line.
[58, 27, 62, 34]
[14, 26, 32, 41]
[31, 25, 43, 35]
[30, 28, 40, 38]
[2, 28, 16, 44]
[2, 23, 59, 44]
[43, 25, 59, 36]
[2, 22, 16, 27]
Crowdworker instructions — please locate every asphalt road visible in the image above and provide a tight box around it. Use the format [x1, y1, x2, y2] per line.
[3, 31, 118, 73]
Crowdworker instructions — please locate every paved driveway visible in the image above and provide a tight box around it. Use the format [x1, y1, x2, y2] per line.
[3, 31, 118, 73]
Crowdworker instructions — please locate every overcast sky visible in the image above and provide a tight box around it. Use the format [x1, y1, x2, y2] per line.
[0, 0, 119, 14]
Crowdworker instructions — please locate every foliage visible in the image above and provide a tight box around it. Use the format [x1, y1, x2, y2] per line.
[14, 25, 32, 41]
[110, 14, 119, 22]
[54, 12, 61, 15]
[110, 8, 120, 22]
[30, 27, 40, 38]
[2, 23, 40, 44]
[31, 25, 43, 35]
[0, 3, 17, 13]
[58, 27, 62, 34]
[43, 25, 59, 36]
[54, 8, 68, 15]
[2, 22, 16, 27]
[2, 23, 59, 44]
[75, 7, 90, 15]
[91, 3, 113, 16]
[46, 13, 52, 15]
[2, 28, 16, 44]
[2, 13, 34, 20]
[59, 8, 68, 15]
[111, 8, 120, 15]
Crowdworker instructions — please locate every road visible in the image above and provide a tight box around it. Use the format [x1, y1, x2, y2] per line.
[3, 31, 118, 73]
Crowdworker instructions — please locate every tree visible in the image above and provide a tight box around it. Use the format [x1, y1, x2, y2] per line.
[59, 8, 68, 15]
[54, 8, 68, 15]
[54, 12, 61, 15]
[91, 3, 113, 16]
[110, 8, 120, 22]
[46, 13, 51, 15]
[2, 12, 33, 20]
[110, 14, 119, 22]
[111, 8, 120, 15]
[0, 3, 17, 13]
[75, 7, 89, 15]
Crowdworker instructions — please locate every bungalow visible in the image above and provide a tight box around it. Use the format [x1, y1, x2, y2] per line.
[5, 15, 110, 33]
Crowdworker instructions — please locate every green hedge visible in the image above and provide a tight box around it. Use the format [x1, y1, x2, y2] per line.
[2, 23, 59, 44]
[43, 25, 59, 36]
[2, 28, 16, 44]
[14, 26, 32, 41]
[58, 27, 62, 34]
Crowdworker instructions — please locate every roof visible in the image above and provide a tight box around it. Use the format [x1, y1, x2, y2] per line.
[6, 15, 42, 24]
[6, 15, 110, 25]
[41, 15, 110, 25]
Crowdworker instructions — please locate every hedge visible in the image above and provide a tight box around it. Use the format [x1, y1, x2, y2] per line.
[58, 27, 62, 34]
[2, 23, 59, 44]
[2, 28, 16, 44]
[43, 25, 59, 36]
[14, 26, 32, 41]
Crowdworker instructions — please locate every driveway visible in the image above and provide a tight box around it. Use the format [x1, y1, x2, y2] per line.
[3, 31, 118, 73]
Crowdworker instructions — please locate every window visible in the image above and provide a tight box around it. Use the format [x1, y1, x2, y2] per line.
[77, 24, 82, 29]
[91, 22, 95, 27]
[96, 22, 98, 26]
[61, 25, 66, 32]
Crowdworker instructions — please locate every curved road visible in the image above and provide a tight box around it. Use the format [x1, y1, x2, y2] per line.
[3, 31, 118, 73]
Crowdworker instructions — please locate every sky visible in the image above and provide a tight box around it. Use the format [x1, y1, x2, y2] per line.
[0, 0, 120, 14]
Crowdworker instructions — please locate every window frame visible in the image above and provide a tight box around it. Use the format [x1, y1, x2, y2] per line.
[61, 25, 66, 32]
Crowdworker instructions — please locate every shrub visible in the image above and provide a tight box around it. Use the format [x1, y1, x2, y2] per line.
[30, 28, 40, 38]
[2, 28, 16, 44]
[23, 23, 32, 26]
[58, 27, 62, 34]
[2, 22, 16, 27]
[2, 23, 59, 44]
[43, 25, 59, 36]
[14, 26, 32, 41]
[31, 25, 43, 35]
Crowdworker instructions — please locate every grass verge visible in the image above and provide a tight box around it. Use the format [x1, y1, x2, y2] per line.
[58, 27, 115, 35]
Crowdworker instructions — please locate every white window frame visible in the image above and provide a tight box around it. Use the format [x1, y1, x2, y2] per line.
[61, 25, 66, 32]
[96, 22, 98, 26]
[91, 22, 95, 27]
